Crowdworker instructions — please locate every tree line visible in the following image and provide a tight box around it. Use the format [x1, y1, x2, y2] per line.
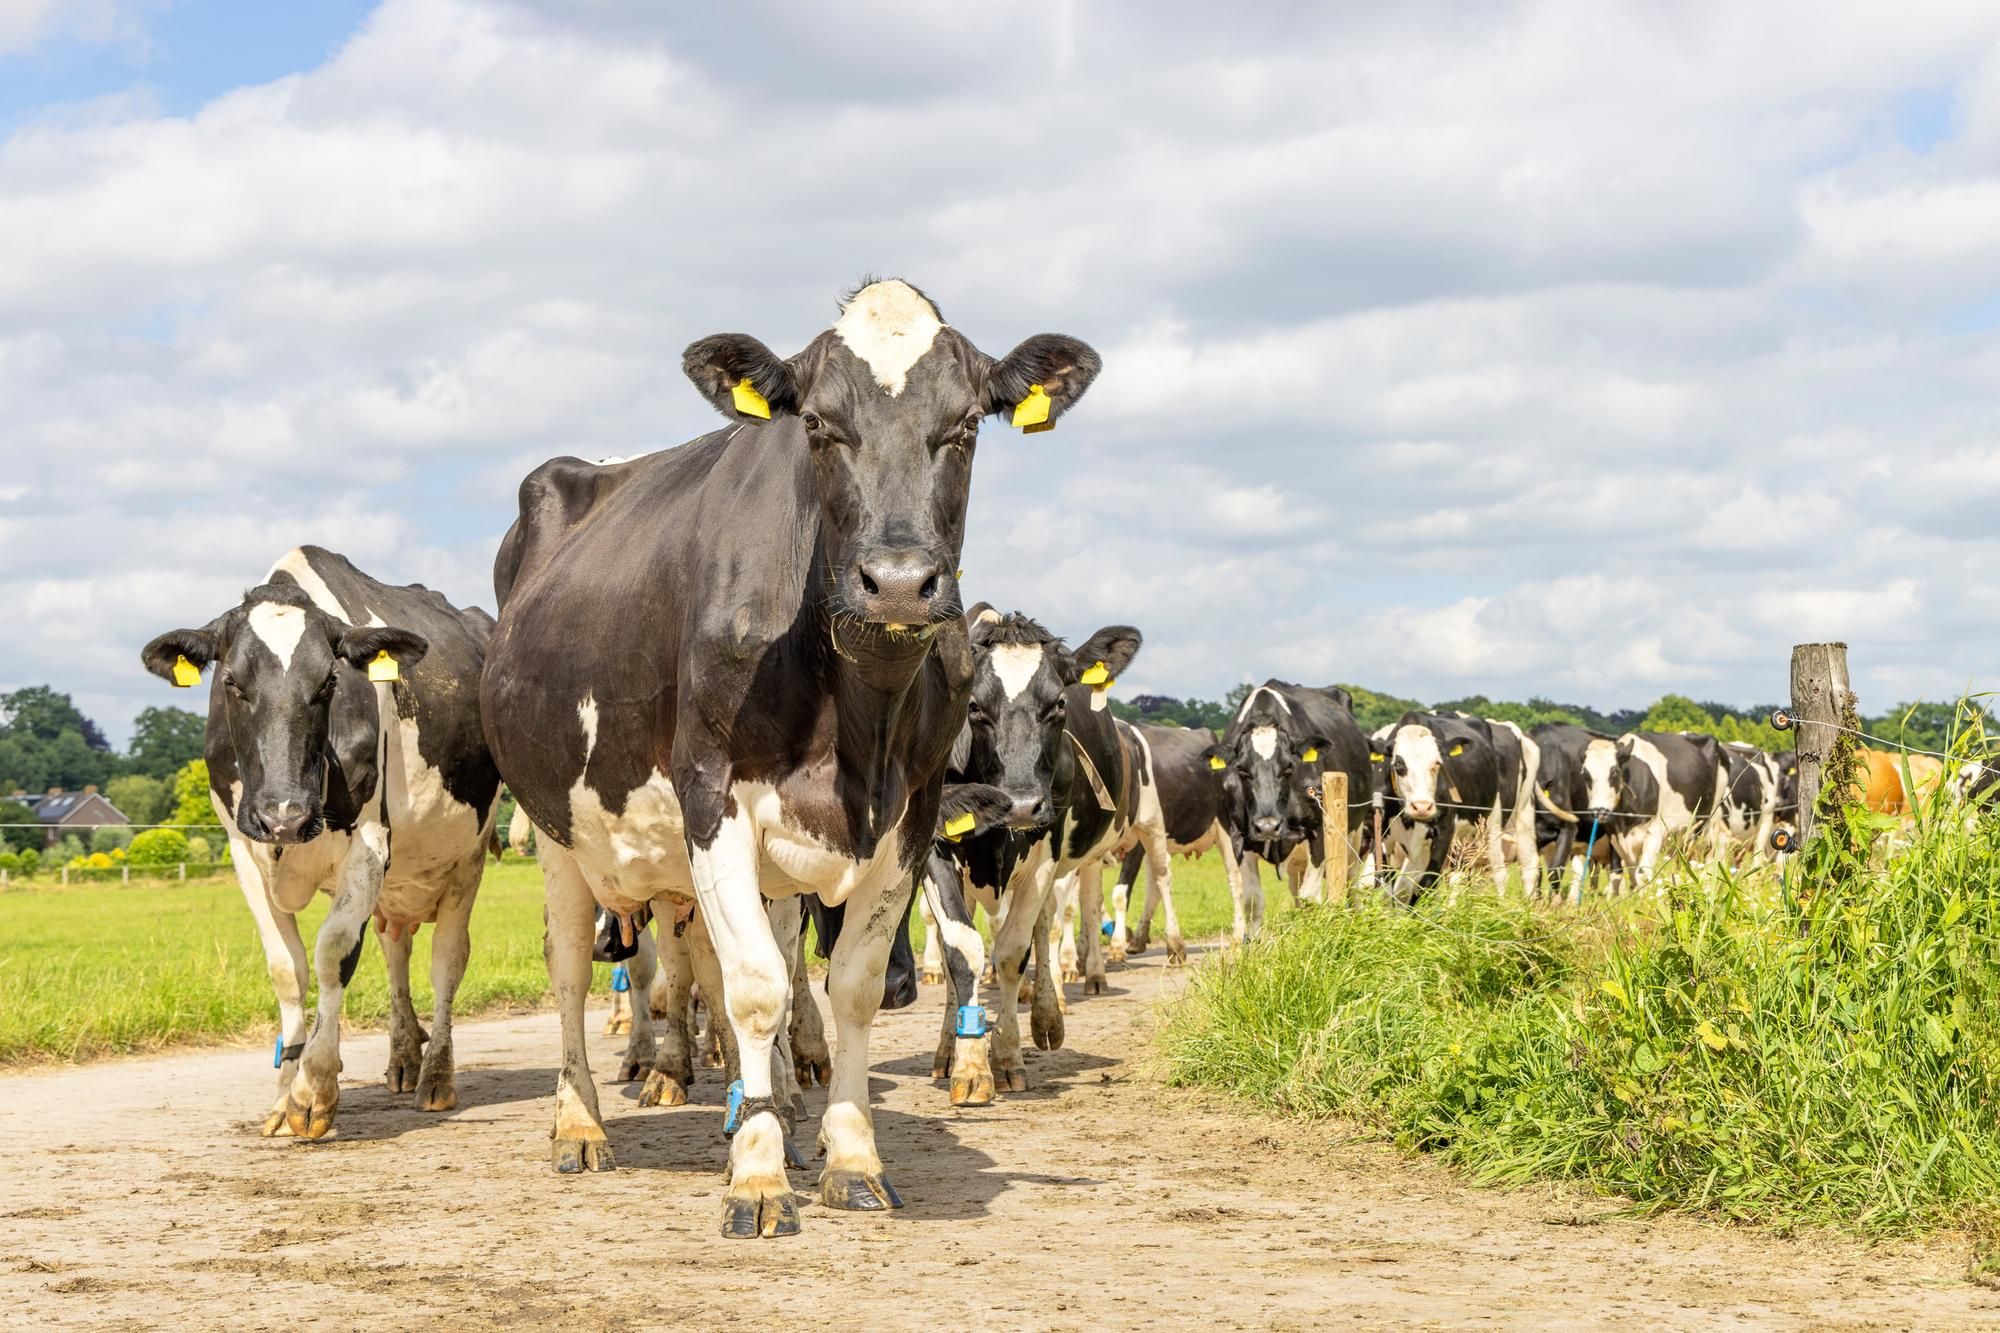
[0, 686, 208, 854]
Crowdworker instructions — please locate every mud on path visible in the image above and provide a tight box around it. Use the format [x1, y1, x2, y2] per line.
[1, 944, 1992, 1332]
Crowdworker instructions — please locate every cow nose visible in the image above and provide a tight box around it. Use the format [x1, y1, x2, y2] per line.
[1007, 796, 1048, 829]
[1587, 807, 1611, 824]
[852, 551, 947, 624]
[1252, 814, 1282, 836]
[255, 800, 312, 843]
[1408, 799, 1436, 819]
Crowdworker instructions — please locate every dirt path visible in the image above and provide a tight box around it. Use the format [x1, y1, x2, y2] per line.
[1, 943, 1992, 1331]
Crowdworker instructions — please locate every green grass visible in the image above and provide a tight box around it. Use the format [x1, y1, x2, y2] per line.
[0, 846, 1295, 1066]
[1161, 800, 2000, 1236]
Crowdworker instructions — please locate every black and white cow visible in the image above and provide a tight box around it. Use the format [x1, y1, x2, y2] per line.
[1101, 722, 1228, 964]
[141, 546, 501, 1139]
[1216, 682, 1372, 936]
[1378, 712, 1508, 901]
[1718, 742, 1780, 867]
[924, 610, 1143, 1097]
[1575, 731, 1727, 891]
[481, 280, 1099, 1239]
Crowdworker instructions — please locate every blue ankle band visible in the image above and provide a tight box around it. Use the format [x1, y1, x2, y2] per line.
[611, 963, 630, 993]
[272, 1037, 303, 1069]
[723, 1079, 746, 1134]
[955, 1005, 988, 1038]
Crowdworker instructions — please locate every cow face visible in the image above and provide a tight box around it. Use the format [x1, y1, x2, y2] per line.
[682, 280, 1100, 631]
[1389, 723, 1446, 822]
[1579, 737, 1626, 818]
[142, 585, 427, 844]
[956, 614, 1140, 828]
[1229, 719, 1320, 842]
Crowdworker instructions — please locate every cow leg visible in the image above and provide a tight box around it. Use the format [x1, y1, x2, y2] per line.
[1030, 869, 1066, 1049]
[1053, 873, 1083, 985]
[1295, 842, 1327, 906]
[819, 874, 906, 1214]
[377, 922, 426, 1095]
[1511, 803, 1541, 897]
[604, 985, 632, 1037]
[640, 921, 695, 1107]
[923, 863, 991, 1104]
[689, 821, 797, 1240]
[1486, 805, 1508, 893]
[1074, 865, 1107, 995]
[789, 928, 831, 1090]
[229, 840, 310, 1133]
[416, 865, 477, 1113]
[988, 860, 1047, 1092]
[1234, 847, 1264, 940]
[917, 893, 945, 986]
[1110, 846, 1144, 959]
[279, 827, 386, 1141]
[614, 919, 658, 1084]
[542, 845, 614, 1173]
[1145, 828, 1186, 965]
[684, 909, 741, 1083]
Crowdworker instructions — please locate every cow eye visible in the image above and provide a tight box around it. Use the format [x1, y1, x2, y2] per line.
[1393, 758, 1407, 775]
[1043, 698, 1066, 722]
[967, 702, 990, 725]
[314, 673, 337, 701]
[801, 411, 825, 433]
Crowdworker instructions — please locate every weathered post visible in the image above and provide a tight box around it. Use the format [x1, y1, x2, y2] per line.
[1321, 771, 1351, 906]
[122, 863, 130, 886]
[1788, 642, 1853, 847]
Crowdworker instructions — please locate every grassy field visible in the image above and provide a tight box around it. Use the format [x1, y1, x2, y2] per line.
[0, 847, 1281, 1066]
[1161, 799, 2000, 1238]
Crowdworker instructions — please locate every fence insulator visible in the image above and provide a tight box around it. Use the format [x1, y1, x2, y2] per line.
[1770, 708, 1795, 732]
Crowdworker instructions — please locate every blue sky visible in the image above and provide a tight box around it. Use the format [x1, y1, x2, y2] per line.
[5, 1, 2000, 746]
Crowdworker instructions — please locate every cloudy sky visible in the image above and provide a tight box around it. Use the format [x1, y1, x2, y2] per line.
[6, 0, 2000, 745]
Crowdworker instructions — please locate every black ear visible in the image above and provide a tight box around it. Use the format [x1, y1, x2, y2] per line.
[938, 783, 1014, 840]
[682, 334, 803, 421]
[141, 626, 220, 685]
[1198, 743, 1228, 775]
[1066, 624, 1141, 685]
[337, 626, 429, 674]
[984, 334, 1102, 426]
[1295, 734, 1332, 765]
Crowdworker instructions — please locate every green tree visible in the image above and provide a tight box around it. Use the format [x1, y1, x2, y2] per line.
[170, 760, 222, 833]
[90, 825, 133, 854]
[0, 799, 39, 853]
[1, 686, 110, 750]
[1337, 683, 1425, 733]
[105, 774, 171, 827]
[125, 706, 205, 780]
[127, 828, 190, 866]
[1640, 694, 1718, 734]
[16, 847, 40, 876]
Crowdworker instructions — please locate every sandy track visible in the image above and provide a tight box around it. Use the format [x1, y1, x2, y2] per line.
[0, 942, 1992, 1331]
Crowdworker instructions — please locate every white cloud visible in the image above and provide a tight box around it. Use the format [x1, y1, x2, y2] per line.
[6, 0, 2000, 742]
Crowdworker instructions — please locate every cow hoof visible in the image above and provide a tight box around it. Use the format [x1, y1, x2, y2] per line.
[601, 1016, 631, 1037]
[720, 1191, 801, 1239]
[1060, 964, 1082, 984]
[1031, 1008, 1064, 1051]
[931, 1050, 953, 1080]
[385, 1049, 422, 1094]
[1016, 977, 1035, 1005]
[615, 1055, 650, 1083]
[415, 1072, 457, 1113]
[1106, 943, 1126, 964]
[1130, 927, 1151, 955]
[997, 1066, 1028, 1093]
[1084, 974, 1105, 996]
[1167, 938, 1187, 965]
[821, 1169, 903, 1212]
[280, 1088, 336, 1142]
[551, 1137, 616, 1174]
[700, 1047, 726, 1071]
[785, 1138, 808, 1171]
[638, 1071, 688, 1108]
[951, 1072, 995, 1107]
[920, 966, 944, 986]
[797, 1057, 831, 1089]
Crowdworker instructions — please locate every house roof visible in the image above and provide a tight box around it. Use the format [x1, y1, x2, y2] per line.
[30, 792, 128, 825]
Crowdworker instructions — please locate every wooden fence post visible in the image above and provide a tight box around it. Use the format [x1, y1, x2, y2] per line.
[1321, 771, 1351, 905]
[122, 864, 130, 885]
[1789, 642, 1853, 848]
[179, 862, 186, 882]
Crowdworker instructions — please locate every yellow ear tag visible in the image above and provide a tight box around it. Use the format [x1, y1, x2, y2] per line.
[1208, 755, 1227, 771]
[1012, 384, 1053, 433]
[367, 650, 401, 683]
[1369, 751, 1385, 763]
[1448, 743, 1465, 757]
[941, 812, 977, 841]
[1301, 747, 1319, 764]
[171, 655, 201, 688]
[731, 378, 772, 420]
[1079, 661, 1110, 687]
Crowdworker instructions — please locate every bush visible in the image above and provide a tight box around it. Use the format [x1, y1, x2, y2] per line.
[16, 847, 40, 875]
[104, 774, 171, 827]
[126, 828, 190, 867]
[84, 852, 113, 869]
[50, 834, 84, 866]
[90, 825, 133, 854]
[0, 800, 38, 854]
[1162, 797, 2000, 1235]
[0, 851, 17, 875]
[185, 835, 212, 862]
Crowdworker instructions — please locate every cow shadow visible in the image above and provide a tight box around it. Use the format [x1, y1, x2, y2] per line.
[309, 1063, 560, 1143]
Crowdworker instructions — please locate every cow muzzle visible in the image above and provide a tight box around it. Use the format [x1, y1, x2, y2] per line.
[850, 549, 953, 626]
[246, 798, 319, 845]
[1006, 795, 1050, 830]
[1406, 799, 1438, 821]
[1251, 814, 1283, 837]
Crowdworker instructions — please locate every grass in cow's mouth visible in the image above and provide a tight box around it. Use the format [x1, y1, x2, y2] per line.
[1160, 798, 2000, 1239]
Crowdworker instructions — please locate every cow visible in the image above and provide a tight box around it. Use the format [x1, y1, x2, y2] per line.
[480, 279, 1100, 1238]
[1948, 759, 2000, 811]
[1215, 682, 1371, 936]
[141, 546, 501, 1139]
[1852, 748, 1945, 819]
[1577, 731, 1727, 890]
[1718, 742, 1780, 867]
[925, 610, 1143, 1095]
[1102, 722, 1226, 964]
[1378, 711, 1519, 901]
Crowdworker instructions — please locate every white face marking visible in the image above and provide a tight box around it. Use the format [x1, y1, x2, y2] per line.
[577, 693, 600, 765]
[1249, 725, 1278, 760]
[989, 644, 1045, 701]
[1392, 724, 1443, 807]
[1581, 740, 1621, 811]
[833, 279, 944, 397]
[247, 602, 308, 670]
[265, 548, 349, 619]
[1235, 685, 1281, 723]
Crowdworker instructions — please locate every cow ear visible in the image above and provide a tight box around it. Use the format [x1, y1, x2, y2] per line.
[682, 334, 803, 421]
[1199, 743, 1228, 774]
[1066, 625, 1141, 685]
[938, 783, 1013, 841]
[141, 626, 220, 686]
[984, 334, 1102, 428]
[1295, 734, 1330, 765]
[337, 626, 429, 675]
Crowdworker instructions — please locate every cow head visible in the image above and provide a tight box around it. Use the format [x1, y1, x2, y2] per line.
[1388, 719, 1447, 822]
[1578, 736, 1627, 820]
[682, 279, 1100, 633]
[141, 584, 428, 844]
[1225, 706, 1323, 844]
[954, 612, 1140, 828]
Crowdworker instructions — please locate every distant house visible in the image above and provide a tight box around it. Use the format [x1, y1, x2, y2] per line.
[12, 787, 130, 849]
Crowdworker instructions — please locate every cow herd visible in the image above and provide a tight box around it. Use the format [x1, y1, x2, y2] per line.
[133, 279, 1929, 1242]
